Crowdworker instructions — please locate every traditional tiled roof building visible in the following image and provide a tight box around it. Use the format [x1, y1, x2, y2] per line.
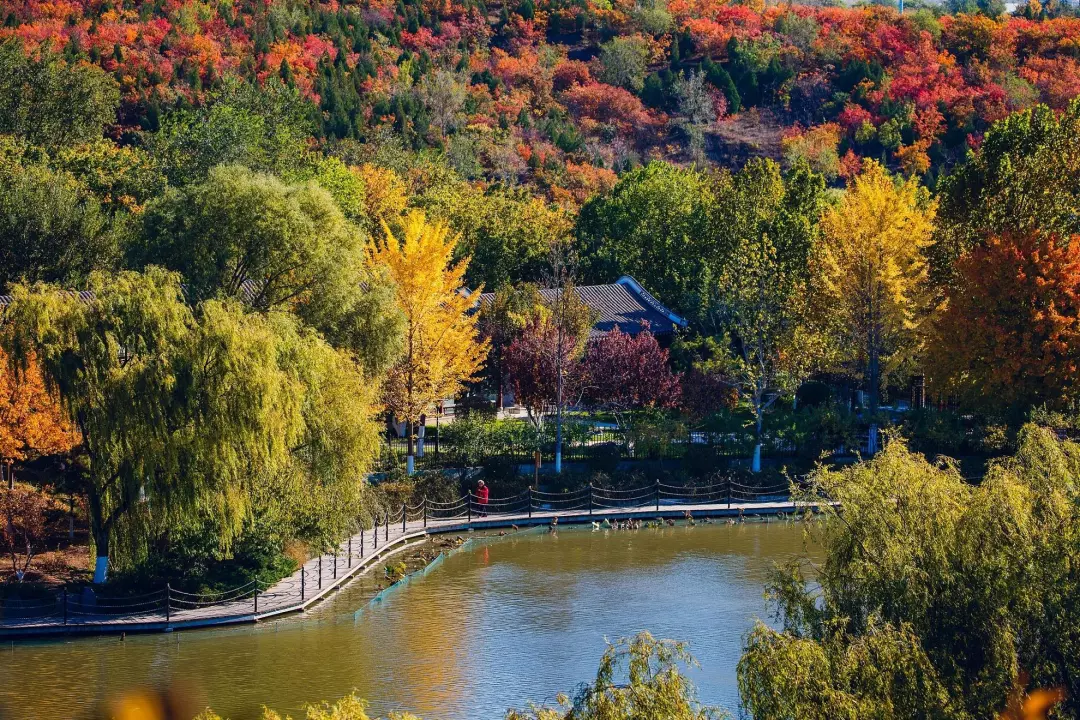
[477, 276, 687, 340]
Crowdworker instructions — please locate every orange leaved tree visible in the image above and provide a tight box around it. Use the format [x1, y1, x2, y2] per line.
[930, 232, 1080, 415]
[0, 346, 79, 488]
[371, 211, 489, 474]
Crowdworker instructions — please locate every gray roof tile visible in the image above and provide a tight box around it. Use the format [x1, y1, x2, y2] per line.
[478, 276, 686, 339]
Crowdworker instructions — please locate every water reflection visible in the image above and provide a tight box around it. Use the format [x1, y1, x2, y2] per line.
[1, 522, 817, 720]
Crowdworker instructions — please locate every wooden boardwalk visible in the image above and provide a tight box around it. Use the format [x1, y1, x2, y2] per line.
[0, 498, 816, 638]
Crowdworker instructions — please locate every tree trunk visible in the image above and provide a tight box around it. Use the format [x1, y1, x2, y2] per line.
[91, 529, 109, 584]
[752, 403, 763, 473]
[406, 419, 415, 475]
[867, 328, 880, 455]
[495, 357, 505, 412]
[417, 415, 426, 458]
[87, 491, 110, 583]
[555, 373, 563, 475]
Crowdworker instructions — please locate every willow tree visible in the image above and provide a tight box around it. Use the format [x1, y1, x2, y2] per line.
[136, 164, 404, 377]
[813, 160, 936, 454]
[739, 427, 1080, 719]
[508, 633, 722, 720]
[372, 211, 489, 474]
[2, 268, 381, 581]
[245, 309, 383, 548]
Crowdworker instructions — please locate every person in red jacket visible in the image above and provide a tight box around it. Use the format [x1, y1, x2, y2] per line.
[476, 480, 489, 517]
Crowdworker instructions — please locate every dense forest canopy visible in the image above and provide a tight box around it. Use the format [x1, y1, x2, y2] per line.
[2, 0, 1080, 199]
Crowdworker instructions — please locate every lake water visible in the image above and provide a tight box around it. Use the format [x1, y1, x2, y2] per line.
[0, 521, 817, 719]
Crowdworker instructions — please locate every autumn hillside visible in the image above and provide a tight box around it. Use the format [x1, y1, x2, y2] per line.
[4, 0, 1080, 200]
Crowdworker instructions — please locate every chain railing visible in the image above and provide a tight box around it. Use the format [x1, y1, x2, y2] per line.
[0, 479, 804, 633]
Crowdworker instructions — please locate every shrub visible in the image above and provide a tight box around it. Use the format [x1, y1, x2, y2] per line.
[901, 408, 968, 456]
[508, 632, 724, 720]
[790, 402, 859, 461]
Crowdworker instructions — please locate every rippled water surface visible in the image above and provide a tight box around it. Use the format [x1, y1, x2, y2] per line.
[2, 521, 817, 719]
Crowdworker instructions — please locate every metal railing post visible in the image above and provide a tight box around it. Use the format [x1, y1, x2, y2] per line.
[528, 487, 533, 518]
[348, 536, 352, 568]
[319, 555, 323, 589]
[588, 484, 593, 516]
[301, 568, 305, 601]
[385, 512, 389, 542]
[727, 478, 732, 509]
[361, 524, 365, 556]
[254, 584, 259, 613]
[655, 482, 660, 511]
[333, 549, 338, 579]
[423, 498, 428, 528]
[467, 492, 472, 522]
[165, 583, 170, 624]
[402, 503, 406, 533]
[63, 587, 68, 626]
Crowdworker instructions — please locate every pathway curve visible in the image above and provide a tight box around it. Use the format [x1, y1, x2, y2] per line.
[0, 493, 817, 638]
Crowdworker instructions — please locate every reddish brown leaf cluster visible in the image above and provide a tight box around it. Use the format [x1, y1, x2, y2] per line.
[931, 232, 1080, 411]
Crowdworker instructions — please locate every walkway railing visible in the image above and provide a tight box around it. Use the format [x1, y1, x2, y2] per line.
[0, 479, 803, 634]
[423, 479, 793, 521]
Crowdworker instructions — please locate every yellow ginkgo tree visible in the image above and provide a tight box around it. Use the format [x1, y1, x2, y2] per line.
[813, 159, 937, 454]
[371, 210, 489, 474]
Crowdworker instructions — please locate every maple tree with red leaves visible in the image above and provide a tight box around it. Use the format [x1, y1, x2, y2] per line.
[504, 314, 587, 431]
[583, 325, 682, 423]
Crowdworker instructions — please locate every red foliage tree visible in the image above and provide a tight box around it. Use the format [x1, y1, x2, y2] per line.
[552, 59, 592, 92]
[583, 325, 681, 423]
[504, 316, 586, 429]
[1, 482, 50, 582]
[679, 368, 739, 422]
[930, 232, 1080, 413]
[560, 81, 656, 136]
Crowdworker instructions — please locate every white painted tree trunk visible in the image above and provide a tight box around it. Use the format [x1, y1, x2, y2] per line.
[417, 424, 426, 458]
[406, 454, 415, 475]
[868, 424, 879, 455]
[752, 400, 764, 473]
[93, 556, 109, 584]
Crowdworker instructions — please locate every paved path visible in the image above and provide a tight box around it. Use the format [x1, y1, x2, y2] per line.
[0, 499, 817, 638]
